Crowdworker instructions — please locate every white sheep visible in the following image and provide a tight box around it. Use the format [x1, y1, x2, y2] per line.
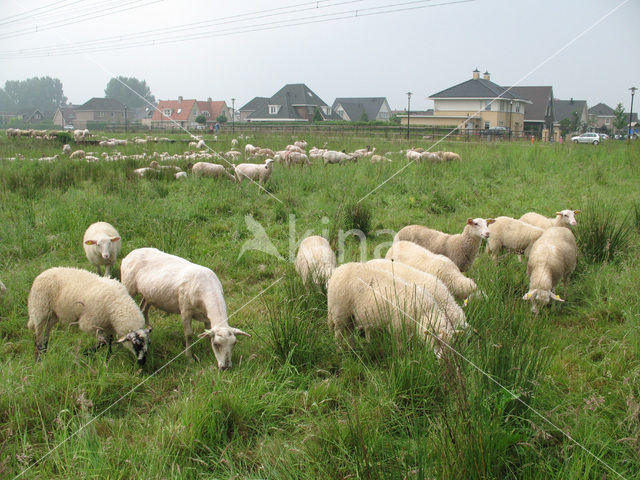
[419, 151, 441, 162]
[394, 218, 495, 272]
[286, 151, 311, 166]
[27, 267, 151, 366]
[231, 138, 238, 147]
[370, 154, 392, 163]
[149, 160, 181, 171]
[191, 162, 235, 181]
[519, 210, 580, 229]
[245, 144, 259, 156]
[121, 248, 250, 368]
[385, 241, 478, 301]
[405, 149, 422, 162]
[523, 227, 577, 313]
[322, 150, 355, 165]
[224, 150, 242, 160]
[69, 150, 86, 159]
[234, 158, 274, 184]
[175, 171, 188, 180]
[294, 140, 308, 150]
[133, 167, 158, 177]
[438, 151, 461, 162]
[294, 236, 337, 287]
[83, 221, 122, 277]
[62, 144, 71, 155]
[327, 262, 467, 357]
[486, 216, 545, 259]
[286, 144, 304, 153]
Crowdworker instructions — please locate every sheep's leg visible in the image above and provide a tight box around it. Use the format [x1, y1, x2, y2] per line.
[182, 314, 195, 362]
[140, 299, 151, 324]
[84, 333, 113, 357]
[96, 265, 103, 276]
[34, 313, 56, 361]
[104, 264, 112, 278]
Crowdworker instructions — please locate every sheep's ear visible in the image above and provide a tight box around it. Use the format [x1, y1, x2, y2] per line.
[198, 329, 213, 339]
[522, 291, 534, 301]
[116, 332, 133, 343]
[85, 240, 96, 245]
[555, 211, 562, 216]
[550, 293, 565, 302]
[487, 218, 496, 225]
[232, 328, 251, 338]
[111, 236, 120, 243]
[574, 210, 581, 215]
[466, 218, 473, 225]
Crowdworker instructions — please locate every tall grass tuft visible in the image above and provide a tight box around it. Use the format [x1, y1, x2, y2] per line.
[343, 200, 373, 236]
[575, 199, 633, 263]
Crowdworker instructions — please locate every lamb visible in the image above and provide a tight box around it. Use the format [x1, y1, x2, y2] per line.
[224, 150, 242, 160]
[294, 140, 308, 150]
[370, 154, 392, 163]
[62, 144, 71, 155]
[438, 151, 461, 162]
[255, 148, 275, 157]
[245, 144, 259, 156]
[83, 221, 122, 277]
[27, 267, 151, 366]
[385, 241, 478, 301]
[394, 218, 495, 272]
[366, 259, 465, 325]
[322, 150, 355, 165]
[486, 216, 545, 259]
[405, 149, 422, 162]
[231, 138, 238, 147]
[120, 248, 249, 368]
[191, 162, 235, 181]
[353, 146, 376, 157]
[234, 158, 274, 184]
[519, 209, 580, 229]
[419, 151, 441, 162]
[286, 151, 311, 166]
[523, 227, 577, 313]
[175, 171, 188, 180]
[196, 139, 206, 149]
[149, 160, 181, 171]
[327, 262, 468, 357]
[286, 144, 304, 153]
[69, 150, 86, 159]
[294, 236, 337, 287]
[133, 167, 158, 177]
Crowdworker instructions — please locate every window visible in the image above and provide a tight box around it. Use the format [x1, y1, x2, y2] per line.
[163, 108, 172, 116]
[484, 121, 490, 129]
[605, 118, 610, 125]
[203, 111, 210, 117]
[485, 101, 492, 111]
[515, 103, 521, 113]
[177, 108, 182, 114]
[269, 105, 280, 114]
[97, 111, 104, 117]
[499, 121, 504, 126]
[322, 106, 331, 115]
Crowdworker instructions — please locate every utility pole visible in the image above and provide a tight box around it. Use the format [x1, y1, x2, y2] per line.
[231, 98, 236, 136]
[406, 92, 412, 140]
[124, 104, 128, 134]
[628, 87, 637, 145]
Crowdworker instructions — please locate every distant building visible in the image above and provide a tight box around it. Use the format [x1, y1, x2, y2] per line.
[245, 84, 338, 122]
[503, 86, 555, 136]
[588, 103, 616, 131]
[331, 97, 392, 121]
[553, 98, 588, 129]
[53, 105, 77, 127]
[72, 97, 125, 129]
[151, 97, 231, 129]
[238, 97, 268, 122]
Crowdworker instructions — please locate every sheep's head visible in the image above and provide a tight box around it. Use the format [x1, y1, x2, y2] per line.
[117, 327, 152, 366]
[466, 217, 494, 239]
[555, 209, 580, 227]
[522, 289, 564, 313]
[198, 325, 250, 370]
[85, 236, 120, 260]
[265, 159, 275, 168]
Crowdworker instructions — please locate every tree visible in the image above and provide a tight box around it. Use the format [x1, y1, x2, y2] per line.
[195, 114, 206, 125]
[1, 77, 67, 113]
[312, 107, 323, 123]
[389, 114, 401, 125]
[104, 76, 155, 109]
[613, 102, 627, 132]
[216, 113, 227, 123]
[359, 110, 369, 122]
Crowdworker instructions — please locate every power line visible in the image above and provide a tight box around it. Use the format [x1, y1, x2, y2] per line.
[0, 0, 80, 25]
[0, 0, 472, 59]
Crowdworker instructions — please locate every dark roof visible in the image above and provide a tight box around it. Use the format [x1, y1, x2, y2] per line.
[430, 78, 526, 101]
[248, 84, 335, 121]
[239, 97, 268, 111]
[332, 97, 387, 121]
[626, 112, 638, 123]
[79, 97, 124, 111]
[554, 99, 588, 122]
[503, 86, 553, 122]
[588, 102, 615, 116]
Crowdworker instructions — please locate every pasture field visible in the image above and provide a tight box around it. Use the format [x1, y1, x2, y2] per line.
[0, 133, 639, 479]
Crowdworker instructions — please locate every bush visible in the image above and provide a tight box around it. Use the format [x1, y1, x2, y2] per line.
[575, 200, 633, 263]
[55, 131, 72, 143]
[343, 201, 372, 236]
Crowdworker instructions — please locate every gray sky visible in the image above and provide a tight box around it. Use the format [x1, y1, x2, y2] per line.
[1, 0, 638, 112]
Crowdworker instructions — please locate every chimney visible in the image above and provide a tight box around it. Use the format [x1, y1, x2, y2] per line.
[472, 68, 480, 80]
[207, 97, 212, 102]
[570, 97, 574, 104]
[178, 96, 183, 103]
[483, 70, 490, 81]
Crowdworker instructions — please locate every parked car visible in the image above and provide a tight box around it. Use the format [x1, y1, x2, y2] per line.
[482, 126, 509, 136]
[63, 124, 74, 130]
[598, 133, 609, 141]
[571, 132, 600, 144]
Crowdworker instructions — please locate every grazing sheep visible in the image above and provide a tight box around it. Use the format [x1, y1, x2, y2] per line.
[133, 167, 157, 177]
[519, 210, 580, 229]
[234, 158, 274, 184]
[69, 150, 86, 159]
[371, 154, 392, 163]
[286, 144, 304, 153]
[405, 149, 422, 162]
[245, 144, 259, 156]
[196, 139, 206, 149]
[224, 150, 242, 160]
[175, 171, 188, 180]
[367, 259, 465, 325]
[394, 218, 495, 272]
[486, 216, 545, 259]
[255, 148, 275, 157]
[385, 241, 478, 301]
[27, 267, 151, 366]
[286, 151, 311, 166]
[231, 138, 238, 147]
[295, 236, 336, 287]
[191, 162, 235, 181]
[353, 146, 376, 157]
[149, 160, 181, 171]
[62, 144, 71, 155]
[523, 227, 577, 313]
[121, 248, 249, 368]
[327, 262, 467, 357]
[294, 140, 308, 150]
[438, 151, 461, 162]
[322, 150, 355, 165]
[419, 151, 441, 162]
[83, 221, 122, 277]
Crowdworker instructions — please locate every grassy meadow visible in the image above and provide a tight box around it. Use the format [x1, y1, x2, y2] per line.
[0, 132, 639, 479]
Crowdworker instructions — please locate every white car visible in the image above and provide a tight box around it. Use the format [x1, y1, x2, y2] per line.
[571, 132, 600, 144]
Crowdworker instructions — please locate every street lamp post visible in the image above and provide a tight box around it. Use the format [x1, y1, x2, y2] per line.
[231, 98, 236, 136]
[628, 87, 637, 144]
[124, 104, 128, 134]
[406, 92, 412, 140]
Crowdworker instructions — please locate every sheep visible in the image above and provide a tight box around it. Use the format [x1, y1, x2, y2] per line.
[231, 138, 238, 147]
[133, 167, 158, 177]
[327, 262, 467, 358]
[366, 259, 465, 325]
[27, 267, 151, 366]
[286, 144, 304, 153]
[120, 248, 249, 368]
[83, 221, 122, 277]
[523, 227, 577, 313]
[519, 210, 580, 229]
[294, 236, 337, 287]
[286, 151, 311, 166]
[149, 160, 181, 171]
[191, 162, 235, 181]
[245, 144, 259, 156]
[353, 146, 376, 157]
[486, 216, 545, 259]
[405, 149, 422, 162]
[62, 144, 71, 155]
[224, 150, 242, 160]
[196, 139, 206, 149]
[385, 241, 478, 301]
[234, 158, 274, 184]
[419, 151, 441, 162]
[438, 151, 461, 162]
[370, 154, 392, 163]
[294, 140, 308, 150]
[69, 150, 86, 159]
[255, 148, 275, 157]
[175, 171, 188, 180]
[322, 150, 355, 165]
[394, 218, 495, 272]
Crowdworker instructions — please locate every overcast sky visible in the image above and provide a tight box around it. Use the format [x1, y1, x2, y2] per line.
[0, 0, 638, 112]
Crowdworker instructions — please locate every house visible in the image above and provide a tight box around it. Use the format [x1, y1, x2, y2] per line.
[245, 84, 337, 122]
[331, 97, 392, 121]
[401, 69, 530, 134]
[1, 108, 49, 125]
[553, 98, 588, 131]
[238, 97, 268, 122]
[53, 105, 78, 128]
[503, 86, 554, 137]
[70, 97, 125, 129]
[151, 97, 231, 129]
[588, 103, 616, 132]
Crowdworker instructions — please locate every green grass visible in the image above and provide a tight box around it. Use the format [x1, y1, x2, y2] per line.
[1, 133, 640, 479]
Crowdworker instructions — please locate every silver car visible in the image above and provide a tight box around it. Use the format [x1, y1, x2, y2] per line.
[571, 132, 600, 144]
